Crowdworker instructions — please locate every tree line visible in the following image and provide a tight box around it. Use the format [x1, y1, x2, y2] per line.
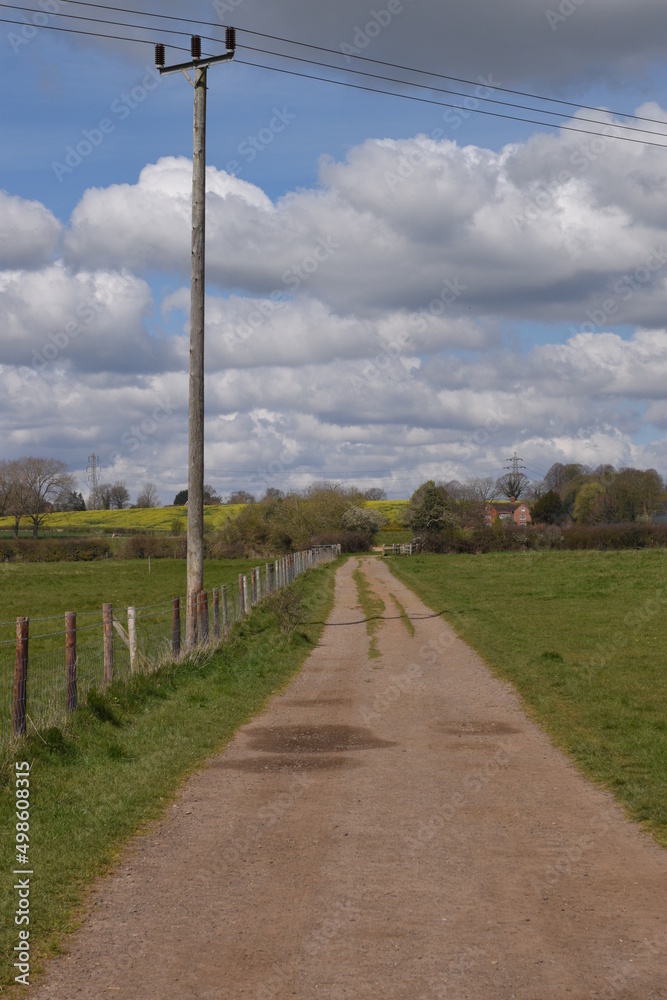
[406, 463, 665, 533]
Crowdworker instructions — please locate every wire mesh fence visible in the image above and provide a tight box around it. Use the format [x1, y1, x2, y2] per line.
[1, 546, 339, 745]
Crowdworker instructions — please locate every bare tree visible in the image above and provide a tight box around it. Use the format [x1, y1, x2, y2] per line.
[136, 482, 161, 508]
[108, 481, 131, 509]
[226, 490, 254, 505]
[464, 476, 497, 503]
[89, 482, 113, 509]
[495, 471, 530, 500]
[0, 459, 24, 538]
[15, 457, 77, 537]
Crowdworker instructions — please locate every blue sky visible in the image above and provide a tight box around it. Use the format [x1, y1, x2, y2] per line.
[1, 1, 667, 501]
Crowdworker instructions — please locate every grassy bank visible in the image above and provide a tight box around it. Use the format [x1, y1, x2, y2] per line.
[0, 559, 339, 990]
[386, 550, 667, 846]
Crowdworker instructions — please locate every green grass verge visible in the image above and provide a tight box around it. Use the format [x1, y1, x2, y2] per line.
[389, 593, 415, 636]
[386, 550, 667, 847]
[353, 561, 385, 659]
[0, 560, 339, 991]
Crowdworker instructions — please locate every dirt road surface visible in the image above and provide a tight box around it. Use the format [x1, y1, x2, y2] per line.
[32, 556, 667, 999]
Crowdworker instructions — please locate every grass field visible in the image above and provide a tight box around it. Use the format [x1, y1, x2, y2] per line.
[387, 550, 667, 846]
[0, 557, 260, 625]
[0, 558, 340, 991]
[0, 558, 279, 742]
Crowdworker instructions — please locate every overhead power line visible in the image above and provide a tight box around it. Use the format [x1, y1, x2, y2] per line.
[50, 0, 667, 128]
[231, 56, 667, 149]
[4, 4, 667, 148]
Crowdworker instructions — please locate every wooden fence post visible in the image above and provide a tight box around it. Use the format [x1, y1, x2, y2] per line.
[128, 607, 137, 673]
[13, 617, 28, 738]
[172, 597, 181, 657]
[213, 588, 220, 640]
[65, 612, 77, 712]
[243, 575, 250, 613]
[103, 603, 114, 686]
[221, 585, 228, 630]
[238, 574, 245, 616]
[199, 591, 209, 643]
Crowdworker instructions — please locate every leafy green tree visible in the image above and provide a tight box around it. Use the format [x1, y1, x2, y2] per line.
[342, 505, 385, 537]
[608, 468, 663, 521]
[407, 481, 456, 532]
[218, 482, 367, 554]
[530, 489, 564, 524]
[53, 490, 86, 512]
[173, 489, 188, 506]
[573, 481, 607, 523]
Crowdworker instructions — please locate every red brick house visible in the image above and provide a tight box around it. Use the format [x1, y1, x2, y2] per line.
[484, 497, 531, 527]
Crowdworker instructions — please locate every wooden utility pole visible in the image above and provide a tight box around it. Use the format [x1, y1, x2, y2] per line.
[188, 61, 207, 616]
[156, 31, 236, 643]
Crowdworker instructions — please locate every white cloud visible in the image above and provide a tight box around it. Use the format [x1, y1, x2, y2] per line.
[3, 111, 667, 495]
[0, 264, 177, 376]
[0, 191, 61, 268]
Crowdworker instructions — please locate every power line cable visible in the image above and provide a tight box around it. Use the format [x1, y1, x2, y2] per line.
[29, 5, 667, 139]
[54, 0, 667, 129]
[0, 12, 190, 50]
[235, 41, 667, 141]
[4, 6, 667, 147]
[232, 56, 667, 149]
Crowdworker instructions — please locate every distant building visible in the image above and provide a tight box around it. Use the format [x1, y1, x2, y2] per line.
[484, 497, 531, 527]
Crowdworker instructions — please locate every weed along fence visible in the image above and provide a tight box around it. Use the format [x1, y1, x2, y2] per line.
[1, 546, 340, 744]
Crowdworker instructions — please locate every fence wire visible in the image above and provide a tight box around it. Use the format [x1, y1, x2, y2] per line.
[1, 547, 339, 744]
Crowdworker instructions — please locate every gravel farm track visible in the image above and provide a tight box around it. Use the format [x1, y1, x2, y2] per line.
[30, 556, 667, 999]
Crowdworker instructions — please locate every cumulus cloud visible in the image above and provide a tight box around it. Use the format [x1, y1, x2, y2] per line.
[0, 191, 62, 268]
[3, 109, 667, 495]
[0, 263, 178, 376]
[62, 113, 667, 329]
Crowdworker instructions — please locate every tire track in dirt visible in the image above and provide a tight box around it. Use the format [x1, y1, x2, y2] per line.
[31, 556, 667, 999]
